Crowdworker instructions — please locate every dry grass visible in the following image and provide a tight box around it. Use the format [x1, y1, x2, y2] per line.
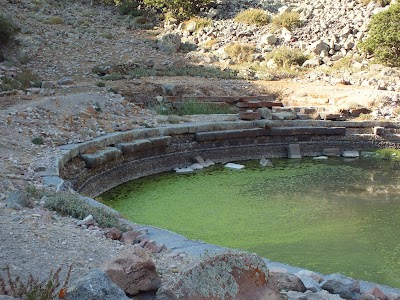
[272, 11, 302, 31]
[224, 43, 256, 62]
[234, 9, 270, 26]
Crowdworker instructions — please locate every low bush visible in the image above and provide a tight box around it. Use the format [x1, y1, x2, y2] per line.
[224, 43, 256, 62]
[0, 69, 42, 91]
[332, 57, 353, 70]
[0, 15, 17, 45]
[103, 72, 124, 81]
[0, 265, 72, 300]
[129, 65, 238, 79]
[267, 46, 308, 67]
[358, 2, 400, 67]
[43, 16, 64, 25]
[31, 136, 44, 145]
[179, 101, 234, 115]
[272, 11, 302, 31]
[234, 9, 270, 26]
[44, 192, 124, 230]
[143, 0, 210, 21]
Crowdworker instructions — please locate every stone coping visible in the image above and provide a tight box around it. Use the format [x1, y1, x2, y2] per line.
[38, 119, 400, 294]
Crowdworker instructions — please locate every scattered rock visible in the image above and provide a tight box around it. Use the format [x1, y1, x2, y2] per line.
[65, 269, 129, 300]
[102, 245, 161, 296]
[320, 273, 360, 300]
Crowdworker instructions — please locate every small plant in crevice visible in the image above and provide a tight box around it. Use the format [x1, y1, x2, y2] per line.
[0, 265, 72, 300]
[31, 136, 44, 145]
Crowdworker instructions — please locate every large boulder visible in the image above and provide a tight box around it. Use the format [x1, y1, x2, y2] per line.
[65, 269, 129, 300]
[320, 273, 360, 300]
[156, 251, 281, 300]
[102, 245, 161, 296]
[157, 33, 181, 53]
[309, 40, 330, 55]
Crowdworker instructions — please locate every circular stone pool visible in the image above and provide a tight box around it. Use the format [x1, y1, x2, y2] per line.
[101, 157, 400, 287]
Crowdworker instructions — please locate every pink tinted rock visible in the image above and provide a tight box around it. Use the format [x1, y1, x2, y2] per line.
[120, 230, 141, 245]
[144, 241, 165, 253]
[102, 245, 161, 296]
[156, 250, 281, 300]
[106, 227, 122, 240]
[366, 287, 388, 300]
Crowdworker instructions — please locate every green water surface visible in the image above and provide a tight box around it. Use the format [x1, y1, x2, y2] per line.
[101, 157, 400, 287]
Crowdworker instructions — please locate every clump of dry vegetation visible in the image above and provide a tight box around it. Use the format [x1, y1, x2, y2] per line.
[272, 11, 302, 31]
[224, 43, 256, 62]
[234, 9, 270, 26]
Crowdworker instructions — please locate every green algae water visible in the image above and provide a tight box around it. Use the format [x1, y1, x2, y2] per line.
[101, 157, 400, 287]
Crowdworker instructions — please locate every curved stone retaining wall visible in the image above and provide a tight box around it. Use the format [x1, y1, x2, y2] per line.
[53, 119, 400, 197]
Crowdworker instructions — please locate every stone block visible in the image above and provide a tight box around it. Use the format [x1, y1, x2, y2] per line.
[272, 112, 297, 120]
[374, 126, 384, 135]
[115, 140, 152, 155]
[195, 128, 270, 142]
[148, 136, 172, 148]
[342, 151, 359, 158]
[322, 148, 341, 156]
[239, 111, 261, 121]
[270, 127, 346, 136]
[288, 144, 301, 159]
[349, 108, 371, 117]
[81, 147, 122, 169]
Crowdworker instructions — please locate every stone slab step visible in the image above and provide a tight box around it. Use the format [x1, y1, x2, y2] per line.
[195, 128, 271, 142]
[237, 100, 283, 109]
[115, 140, 152, 155]
[270, 127, 346, 136]
[80, 147, 122, 169]
[164, 95, 276, 104]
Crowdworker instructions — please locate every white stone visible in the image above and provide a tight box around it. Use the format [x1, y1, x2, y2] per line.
[190, 163, 204, 170]
[260, 157, 273, 167]
[313, 156, 328, 160]
[225, 163, 245, 170]
[342, 151, 360, 158]
[175, 167, 194, 173]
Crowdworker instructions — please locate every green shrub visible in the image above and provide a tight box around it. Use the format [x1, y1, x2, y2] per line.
[142, 0, 210, 20]
[45, 192, 124, 230]
[0, 15, 17, 45]
[272, 11, 302, 31]
[118, 0, 142, 15]
[234, 9, 270, 26]
[96, 81, 106, 87]
[224, 43, 256, 62]
[0, 265, 72, 300]
[103, 72, 124, 81]
[129, 65, 238, 79]
[376, 148, 400, 160]
[179, 101, 234, 115]
[0, 69, 41, 91]
[268, 46, 308, 67]
[31, 136, 44, 145]
[358, 2, 400, 67]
